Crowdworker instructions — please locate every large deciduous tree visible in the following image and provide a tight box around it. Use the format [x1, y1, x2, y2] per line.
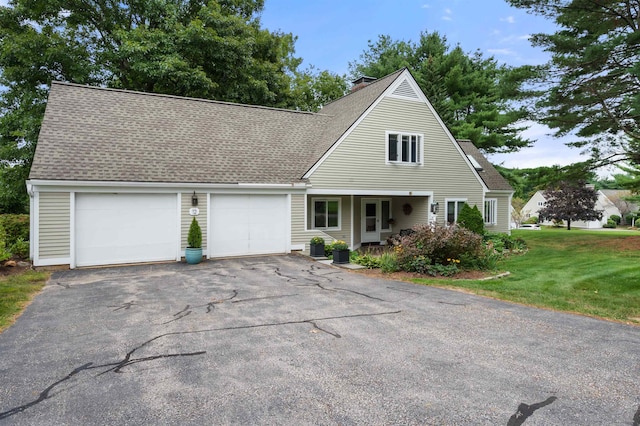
[538, 180, 603, 230]
[349, 32, 539, 153]
[0, 0, 346, 213]
[507, 0, 640, 168]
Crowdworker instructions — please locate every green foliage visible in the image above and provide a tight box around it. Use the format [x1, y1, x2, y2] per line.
[292, 66, 348, 111]
[379, 251, 399, 273]
[496, 164, 597, 200]
[350, 32, 539, 153]
[352, 253, 381, 269]
[310, 236, 325, 245]
[0, 214, 29, 247]
[457, 203, 485, 235]
[9, 237, 29, 259]
[603, 219, 617, 229]
[609, 215, 621, 225]
[331, 240, 348, 251]
[484, 233, 528, 253]
[187, 217, 202, 248]
[523, 216, 539, 224]
[0, 224, 12, 262]
[507, 0, 640, 169]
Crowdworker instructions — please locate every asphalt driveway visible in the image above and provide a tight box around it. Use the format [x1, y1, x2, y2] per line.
[0, 255, 638, 425]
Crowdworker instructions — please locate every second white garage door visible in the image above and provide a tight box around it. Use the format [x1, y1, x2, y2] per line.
[210, 195, 288, 257]
[76, 193, 178, 267]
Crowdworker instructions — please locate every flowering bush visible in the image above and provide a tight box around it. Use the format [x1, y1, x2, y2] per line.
[392, 224, 483, 270]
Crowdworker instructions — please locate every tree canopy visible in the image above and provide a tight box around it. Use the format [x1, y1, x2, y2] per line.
[538, 180, 603, 230]
[0, 0, 347, 213]
[507, 0, 640, 168]
[349, 32, 539, 153]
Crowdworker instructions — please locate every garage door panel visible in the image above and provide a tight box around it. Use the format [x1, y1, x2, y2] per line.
[211, 195, 287, 258]
[76, 194, 178, 267]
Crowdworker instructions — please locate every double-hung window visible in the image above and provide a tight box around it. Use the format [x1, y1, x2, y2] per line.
[446, 199, 467, 225]
[313, 198, 340, 229]
[484, 199, 497, 225]
[387, 132, 423, 164]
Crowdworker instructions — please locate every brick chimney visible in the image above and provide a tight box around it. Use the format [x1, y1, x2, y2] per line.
[351, 76, 377, 92]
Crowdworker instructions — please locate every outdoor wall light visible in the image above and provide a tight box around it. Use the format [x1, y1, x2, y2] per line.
[191, 191, 198, 207]
[430, 202, 439, 214]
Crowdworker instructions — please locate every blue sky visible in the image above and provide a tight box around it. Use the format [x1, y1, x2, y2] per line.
[261, 0, 602, 174]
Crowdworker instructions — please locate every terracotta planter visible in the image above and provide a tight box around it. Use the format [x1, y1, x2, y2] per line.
[310, 243, 325, 257]
[332, 249, 350, 264]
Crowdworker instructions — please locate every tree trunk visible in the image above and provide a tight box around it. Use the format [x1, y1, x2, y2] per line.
[567, 219, 571, 230]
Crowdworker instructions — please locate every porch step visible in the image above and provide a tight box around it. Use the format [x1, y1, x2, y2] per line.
[316, 259, 366, 270]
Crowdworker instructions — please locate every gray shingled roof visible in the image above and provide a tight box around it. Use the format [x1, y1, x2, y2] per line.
[457, 140, 513, 192]
[30, 70, 403, 184]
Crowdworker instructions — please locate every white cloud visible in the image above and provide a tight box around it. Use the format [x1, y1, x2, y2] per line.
[500, 16, 516, 24]
[487, 48, 515, 56]
[421, 4, 431, 8]
[442, 7, 453, 21]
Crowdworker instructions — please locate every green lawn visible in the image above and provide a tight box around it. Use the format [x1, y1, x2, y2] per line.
[412, 228, 640, 324]
[0, 270, 50, 332]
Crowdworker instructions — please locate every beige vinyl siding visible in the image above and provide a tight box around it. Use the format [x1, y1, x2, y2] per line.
[291, 194, 340, 252]
[309, 97, 484, 216]
[181, 192, 207, 250]
[486, 192, 511, 234]
[39, 192, 70, 259]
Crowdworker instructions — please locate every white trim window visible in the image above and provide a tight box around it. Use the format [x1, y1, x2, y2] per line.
[313, 198, 341, 230]
[446, 199, 467, 225]
[484, 198, 497, 225]
[386, 131, 423, 165]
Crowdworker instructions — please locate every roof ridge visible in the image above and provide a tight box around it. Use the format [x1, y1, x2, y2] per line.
[321, 68, 406, 108]
[50, 81, 321, 116]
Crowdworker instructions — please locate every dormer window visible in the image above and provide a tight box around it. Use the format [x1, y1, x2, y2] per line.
[386, 131, 423, 165]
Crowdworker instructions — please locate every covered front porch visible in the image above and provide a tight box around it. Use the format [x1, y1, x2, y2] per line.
[305, 192, 435, 250]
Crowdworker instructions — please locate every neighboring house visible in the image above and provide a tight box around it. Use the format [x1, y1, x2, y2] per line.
[27, 68, 513, 268]
[522, 189, 626, 228]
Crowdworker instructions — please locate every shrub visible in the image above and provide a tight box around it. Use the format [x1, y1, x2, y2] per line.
[0, 214, 29, 248]
[187, 218, 202, 248]
[0, 224, 12, 262]
[523, 216, 538, 224]
[393, 224, 483, 274]
[457, 203, 485, 235]
[609, 215, 621, 225]
[603, 219, 617, 229]
[379, 251, 399, 273]
[9, 238, 29, 259]
[332, 240, 348, 250]
[352, 253, 381, 269]
[484, 233, 527, 253]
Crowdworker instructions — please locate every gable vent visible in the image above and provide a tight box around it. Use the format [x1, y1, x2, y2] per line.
[392, 80, 419, 99]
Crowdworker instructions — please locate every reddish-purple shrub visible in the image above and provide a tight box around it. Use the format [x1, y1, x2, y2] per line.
[392, 224, 483, 272]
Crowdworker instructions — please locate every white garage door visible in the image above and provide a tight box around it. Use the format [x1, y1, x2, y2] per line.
[210, 195, 288, 257]
[75, 193, 178, 267]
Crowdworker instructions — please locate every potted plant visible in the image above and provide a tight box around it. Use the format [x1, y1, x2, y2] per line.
[331, 240, 350, 264]
[309, 236, 325, 257]
[185, 217, 202, 264]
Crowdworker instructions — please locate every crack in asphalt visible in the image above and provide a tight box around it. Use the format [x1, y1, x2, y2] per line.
[506, 396, 558, 426]
[108, 301, 137, 311]
[0, 310, 401, 420]
[231, 294, 299, 304]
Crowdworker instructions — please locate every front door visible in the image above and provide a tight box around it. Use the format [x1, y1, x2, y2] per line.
[362, 199, 380, 243]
